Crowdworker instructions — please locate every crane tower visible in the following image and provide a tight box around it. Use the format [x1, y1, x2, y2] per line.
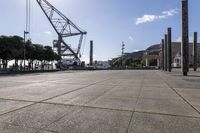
[36, 0, 87, 60]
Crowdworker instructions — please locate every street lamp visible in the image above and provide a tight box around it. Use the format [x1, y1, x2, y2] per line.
[122, 42, 125, 68]
[24, 31, 29, 71]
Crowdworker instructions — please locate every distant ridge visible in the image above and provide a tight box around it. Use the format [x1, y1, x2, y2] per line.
[116, 42, 200, 60]
[124, 50, 145, 60]
[146, 44, 160, 51]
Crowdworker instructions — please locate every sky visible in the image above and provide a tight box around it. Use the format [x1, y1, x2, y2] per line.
[1, 0, 200, 62]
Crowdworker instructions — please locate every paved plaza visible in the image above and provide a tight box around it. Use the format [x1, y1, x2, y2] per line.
[0, 70, 200, 133]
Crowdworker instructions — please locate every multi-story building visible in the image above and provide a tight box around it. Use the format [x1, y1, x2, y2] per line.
[143, 42, 200, 68]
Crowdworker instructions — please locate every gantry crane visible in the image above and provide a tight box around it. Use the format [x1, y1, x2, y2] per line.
[36, 0, 87, 60]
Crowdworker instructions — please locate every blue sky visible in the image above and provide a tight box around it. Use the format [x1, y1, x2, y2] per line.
[1, 0, 200, 62]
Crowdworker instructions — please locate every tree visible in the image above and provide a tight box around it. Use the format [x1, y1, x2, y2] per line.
[54, 53, 61, 61]
[140, 60, 145, 68]
[10, 36, 24, 70]
[124, 57, 134, 66]
[43, 46, 54, 70]
[25, 40, 36, 70]
[0, 36, 24, 69]
[0, 36, 12, 69]
[0, 35, 61, 71]
[44, 46, 54, 62]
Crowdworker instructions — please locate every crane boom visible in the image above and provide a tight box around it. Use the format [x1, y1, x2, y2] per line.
[36, 0, 87, 59]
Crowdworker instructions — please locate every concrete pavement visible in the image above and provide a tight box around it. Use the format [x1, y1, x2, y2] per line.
[0, 70, 200, 133]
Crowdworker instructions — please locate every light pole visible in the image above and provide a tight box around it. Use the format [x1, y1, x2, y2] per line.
[121, 42, 125, 68]
[24, 31, 29, 71]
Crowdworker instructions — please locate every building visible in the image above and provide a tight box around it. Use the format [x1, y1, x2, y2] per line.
[173, 52, 181, 67]
[143, 42, 200, 68]
[94, 61, 110, 69]
[143, 44, 160, 67]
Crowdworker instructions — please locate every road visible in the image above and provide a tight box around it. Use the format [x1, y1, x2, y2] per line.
[0, 70, 200, 133]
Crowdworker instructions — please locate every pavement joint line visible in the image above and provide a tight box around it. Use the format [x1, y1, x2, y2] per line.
[36, 75, 116, 132]
[38, 101, 134, 113]
[53, 82, 119, 86]
[125, 110, 135, 133]
[35, 104, 84, 133]
[96, 84, 142, 87]
[126, 74, 145, 133]
[38, 130, 59, 133]
[156, 71, 200, 116]
[9, 80, 57, 84]
[80, 85, 119, 106]
[37, 130, 59, 133]
[0, 105, 81, 133]
[0, 98, 37, 103]
[38, 85, 156, 133]
[50, 82, 100, 86]
[1, 84, 199, 118]
[0, 81, 117, 105]
[2, 109, 199, 133]
[40, 78, 112, 103]
[0, 78, 111, 117]
[0, 102, 37, 117]
[135, 97, 182, 101]
[173, 87, 200, 90]
[2, 71, 200, 131]
[134, 110, 200, 119]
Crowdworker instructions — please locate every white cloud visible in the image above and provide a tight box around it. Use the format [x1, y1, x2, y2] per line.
[135, 9, 178, 25]
[133, 49, 139, 52]
[162, 9, 178, 16]
[129, 36, 133, 41]
[135, 15, 158, 25]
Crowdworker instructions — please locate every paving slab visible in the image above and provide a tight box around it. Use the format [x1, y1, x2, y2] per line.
[0, 70, 200, 133]
[139, 89, 181, 100]
[136, 97, 200, 117]
[44, 107, 132, 133]
[97, 79, 128, 86]
[66, 78, 106, 84]
[142, 86, 171, 90]
[46, 85, 115, 105]
[104, 86, 141, 99]
[128, 112, 200, 133]
[0, 99, 33, 115]
[73, 84, 116, 96]
[99, 79, 142, 86]
[0, 103, 80, 129]
[0, 83, 87, 101]
[0, 81, 32, 89]
[87, 96, 138, 111]
[142, 82, 168, 88]
[159, 70, 200, 89]
[0, 122, 38, 133]
[175, 88, 200, 112]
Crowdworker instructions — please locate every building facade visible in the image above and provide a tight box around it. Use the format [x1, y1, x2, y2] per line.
[144, 42, 200, 68]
